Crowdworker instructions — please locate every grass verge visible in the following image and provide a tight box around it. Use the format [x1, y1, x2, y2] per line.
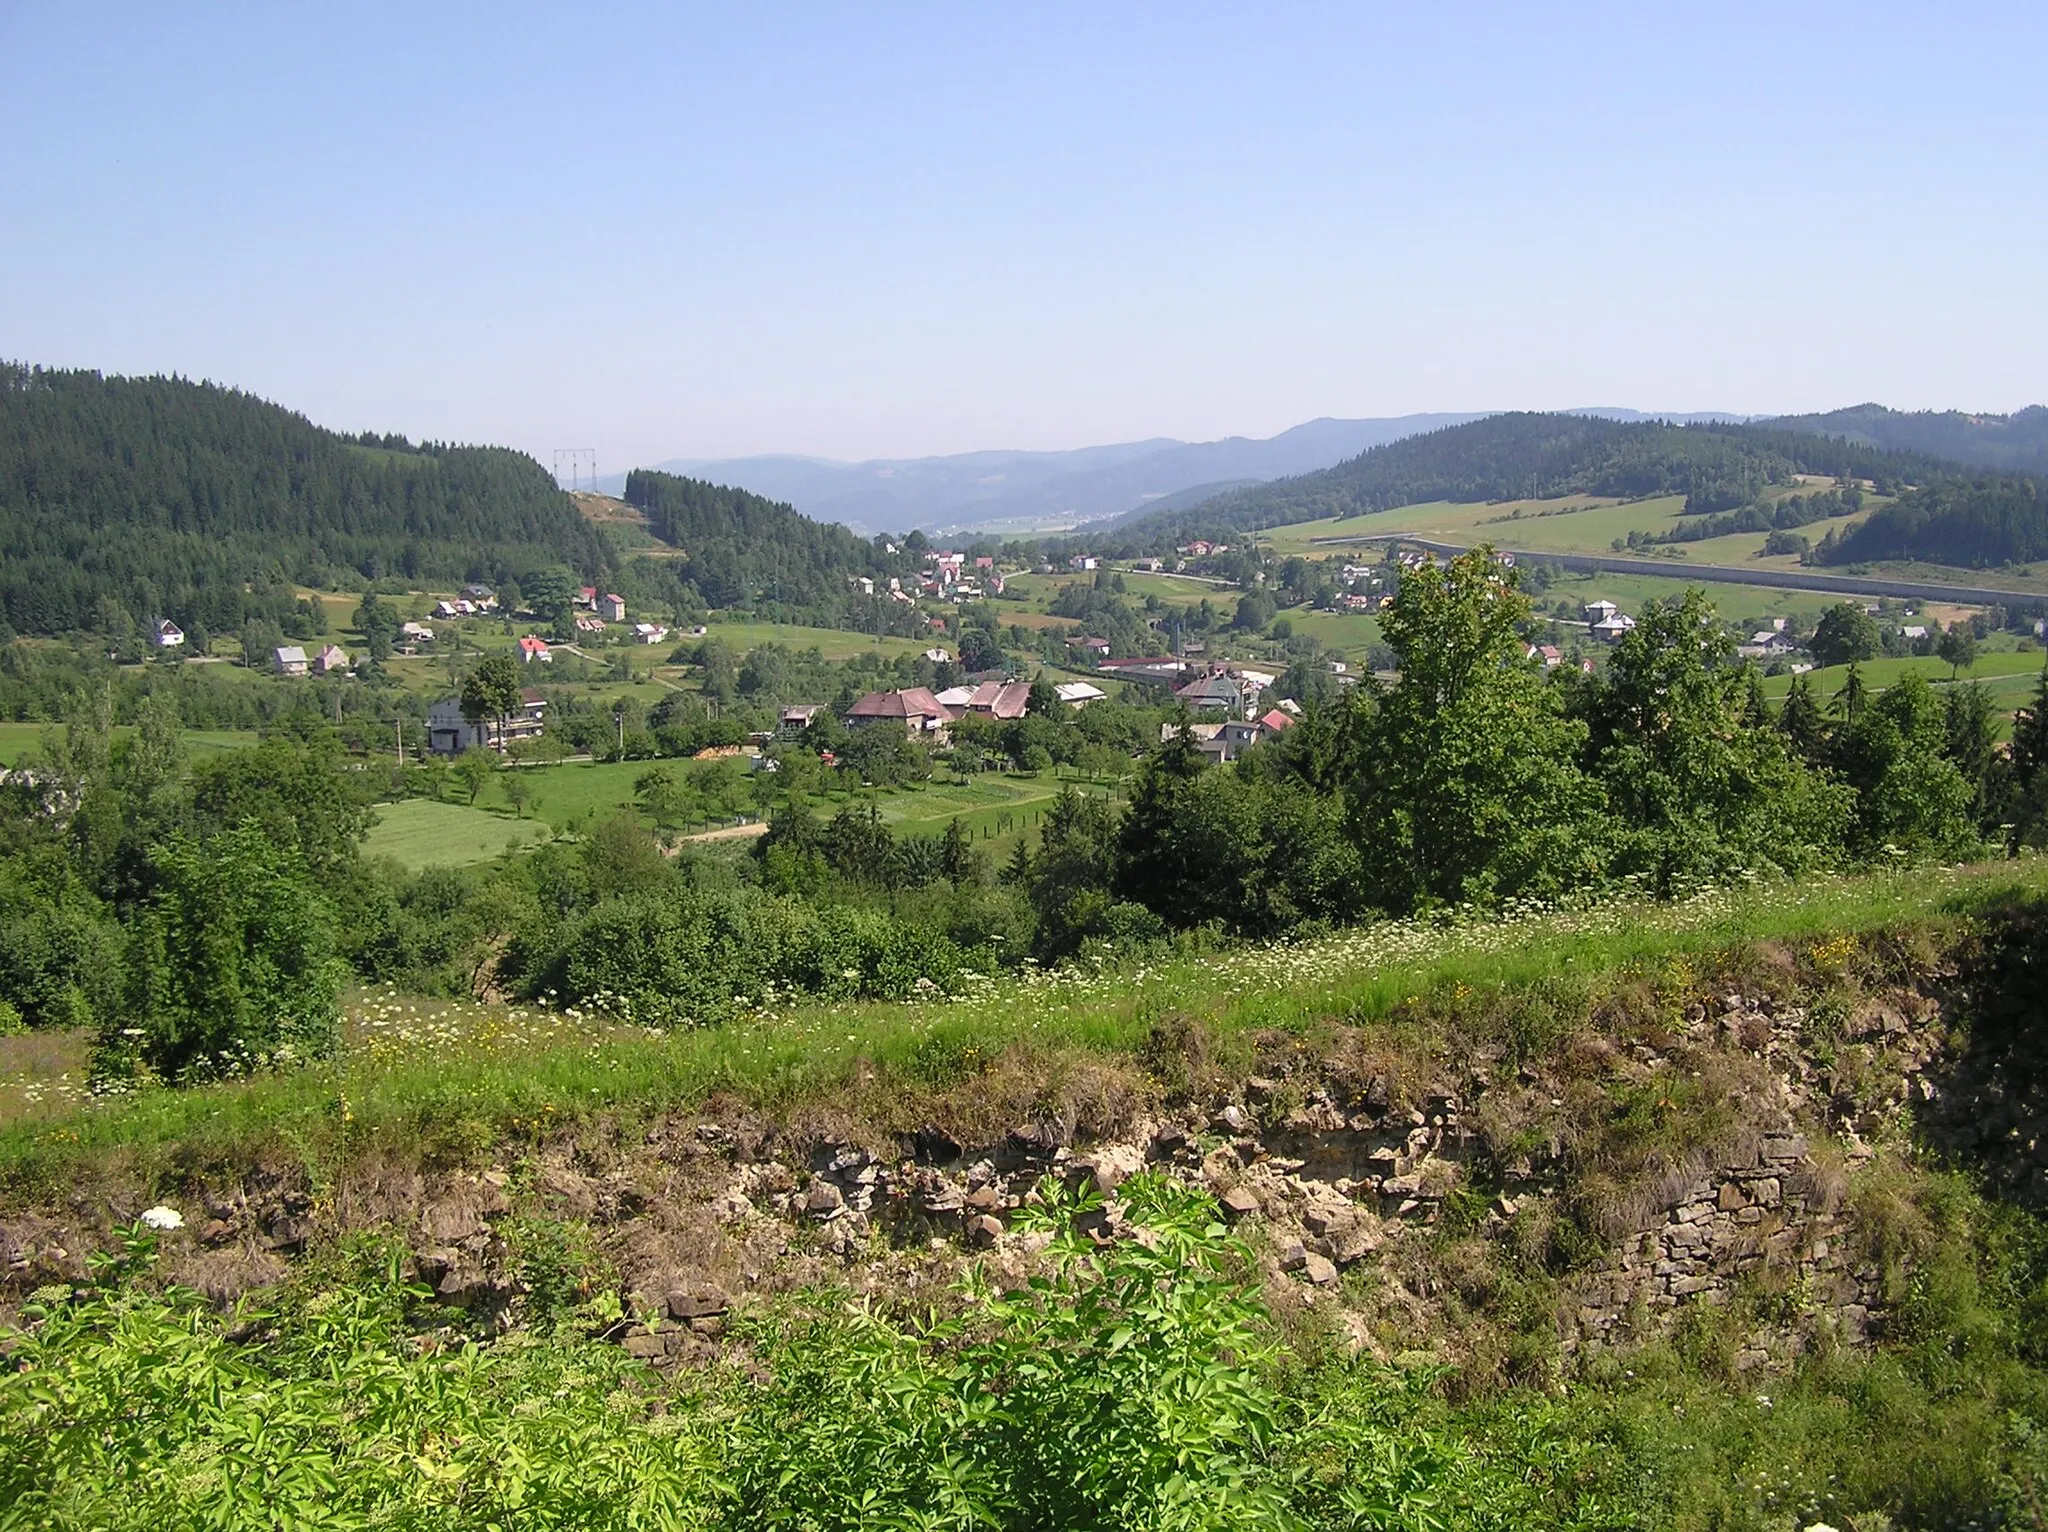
[5, 856, 2045, 1201]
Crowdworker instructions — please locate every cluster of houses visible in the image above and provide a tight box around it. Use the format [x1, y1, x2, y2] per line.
[851, 552, 1009, 605]
[1168, 704, 1299, 764]
[433, 584, 502, 620]
[1582, 599, 1638, 643]
[272, 643, 352, 677]
[1736, 618, 1799, 660]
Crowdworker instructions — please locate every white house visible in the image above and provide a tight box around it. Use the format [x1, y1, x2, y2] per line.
[427, 689, 546, 755]
[152, 619, 185, 650]
[517, 635, 553, 664]
[272, 645, 309, 677]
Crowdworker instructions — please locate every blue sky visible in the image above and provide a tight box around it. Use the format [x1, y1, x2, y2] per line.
[2, 3, 2042, 464]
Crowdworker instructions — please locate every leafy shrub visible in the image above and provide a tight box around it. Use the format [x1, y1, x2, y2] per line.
[100, 825, 345, 1081]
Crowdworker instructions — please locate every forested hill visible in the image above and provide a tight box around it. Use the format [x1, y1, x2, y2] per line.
[1818, 476, 2047, 569]
[0, 364, 611, 637]
[1130, 412, 1969, 543]
[1768, 403, 2048, 477]
[622, 468, 900, 607]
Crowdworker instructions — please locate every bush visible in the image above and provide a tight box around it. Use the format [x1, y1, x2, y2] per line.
[100, 825, 345, 1081]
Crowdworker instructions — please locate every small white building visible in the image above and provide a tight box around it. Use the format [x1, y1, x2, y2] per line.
[152, 619, 185, 650]
[273, 645, 309, 676]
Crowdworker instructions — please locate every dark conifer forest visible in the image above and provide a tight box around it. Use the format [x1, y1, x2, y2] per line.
[0, 364, 611, 636]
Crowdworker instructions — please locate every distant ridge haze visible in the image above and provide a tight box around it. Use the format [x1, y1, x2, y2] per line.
[600, 403, 2043, 536]
[596, 414, 1489, 534]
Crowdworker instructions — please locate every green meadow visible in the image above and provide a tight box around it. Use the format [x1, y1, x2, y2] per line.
[362, 798, 555, 870]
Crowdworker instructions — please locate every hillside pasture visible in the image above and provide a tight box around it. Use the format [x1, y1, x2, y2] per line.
[363, 798, 552, 870]
[694, 619, 933, 661]
[0, 723, 259, 767]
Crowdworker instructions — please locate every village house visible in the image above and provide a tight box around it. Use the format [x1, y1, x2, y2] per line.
[778, 705, 822, 737]
[1174, 672, 1247, 712]
[1054, 681, 1106, 708]
[1525, 643, 1563, 669]
[845, 687, 955, 737]
[272, 645, 309, 677]
[1583, 598, 1619, 624]
[517, 635, 553, 664]
[152, 619, 185, 649]
[434, 600, 462, 619]
[599, 593, 626, 622]
[1746, 630, 1798, 657]
[575, 586, 598, 609]
[426, 688, 547, 755]
[632, 623, 670, 645]
[461, 584, 499, 610]
[1068, 555, 1100, 572]
[400, 621, 435, 647]
[1590, 613, 1638, 643]
[959, 680, 1032, 720]
[310, 643, 351, 675]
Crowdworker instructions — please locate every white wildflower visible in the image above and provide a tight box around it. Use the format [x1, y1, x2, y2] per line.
[139, 1205, 184, 1231]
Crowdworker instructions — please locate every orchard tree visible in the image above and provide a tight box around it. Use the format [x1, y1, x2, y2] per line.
[354, 593, 398, 662]
[460, 654, 523, 746]
[1810, 603, 1881, 668]
[1937, 622, 1980, 680]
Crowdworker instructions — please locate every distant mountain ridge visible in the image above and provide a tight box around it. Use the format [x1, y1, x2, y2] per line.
[601, 414, 1491, 534]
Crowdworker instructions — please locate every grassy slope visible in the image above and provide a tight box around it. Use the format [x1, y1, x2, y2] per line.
[7, 855, 2043, 1197]
[0, 723, 259, 766]
[362, 798, 555, 869]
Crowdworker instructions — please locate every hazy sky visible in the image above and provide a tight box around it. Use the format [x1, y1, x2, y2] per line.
[4, 3, 2043, 465]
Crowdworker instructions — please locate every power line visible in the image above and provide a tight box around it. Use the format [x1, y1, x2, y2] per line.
[553, 448, 598, 493]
